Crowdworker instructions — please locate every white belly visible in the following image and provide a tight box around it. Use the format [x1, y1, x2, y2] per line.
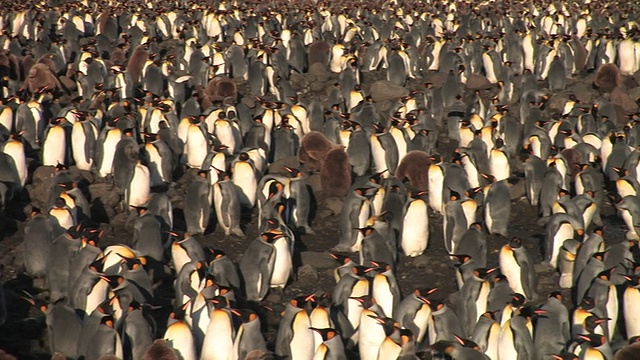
[43, 127, 66, 166]
[186, 128, 208, 168]
[551, 223, 573, 268]
[164, 322, 197, 360]
[270, 238, 292, 288]
[624, 287, 640, 338]
[401, 200, 429, 257]
[146, 143, 165, 186]
[371, 137, 388, 176]
[99, 130, 121, 176]
[129, 163, 151, 207]
[499, 249, 525, 296]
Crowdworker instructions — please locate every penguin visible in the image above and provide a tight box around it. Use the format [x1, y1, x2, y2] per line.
[426, 299, 466, 344]
[545, 213, 584, 268]
[523, 154, 547, 207]
[499, 237, 537, 301]
[370, 262, 401, 319]
[584, 268, 618, 340]
[184, 116, 210, 169]
[206, 248, 241, 292]
[275, 295, 315, 360]
[497, 308, 536, 360]
[334, 188, 372, 252]
[184, 169, 211, 236]
[230, 309, 268, 360]
[331, 266, 373, 341]
[310, 327, 347, 360]
[370, 123, 400, 177]
[457, 267, 495, 336]
[471, 311, 501, 360]
[231, 152, 258, 208]
[400, 191, 429, 257]
[213, 171, 244, 237]
[84, 315, 124, 360]
[71, 114, 98, 171]
[239, 231, 290, 302]
[534, 292, 571, 359]
[41, 117, 70, 167]
[456, 223, 488, 268]
[558, 239, 581, 289]
[483, 177, 511, 237]
[200, 305, 235, 360]
[23, 207, 54, 278]
[28, 299, 83, 359]
[130, 205, 164, 263]
[396, 288, 437, 346]
[321, 145, 352, 197]
[122, 300, 155, 360]
[163, 312, 197, 360]
[622, 275, 640, 340]
[169, 231, 206, 275]
[283, 166, 314, 234]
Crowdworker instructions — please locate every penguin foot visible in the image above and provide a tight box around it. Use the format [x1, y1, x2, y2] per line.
[301, 226, 315, 235]
[231, 227, 245, 237]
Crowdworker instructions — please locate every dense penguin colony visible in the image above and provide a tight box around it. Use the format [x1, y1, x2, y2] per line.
[1, 0, 640, 359]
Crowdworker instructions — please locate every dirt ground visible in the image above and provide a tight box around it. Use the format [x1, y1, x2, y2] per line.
[0, 70, 631, 359]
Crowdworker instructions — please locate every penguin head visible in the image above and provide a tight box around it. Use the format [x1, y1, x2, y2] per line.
[100, 274, 125, 289]
[453, 334, 480, 350]
[260, 231, 284, 244]
[230, 308, 259, 324]
[284, 166, 303, 178]
[352, 265, 375, 277]
[99, 314, 116, 329]
[290, 293, 316, 310]
[369, 260, 392, 272]
[211, 296, 231, 309]
[370, 315, 400, 336]
[451, 253, 472, 265]
[309, 327, 339, 342]
[583, 315, 610, 333]
[509, 293, 526, 306]
[430, 340, 456, 356]
[596, 267, 616, 281]
[329, 252, 351, 265]
[168, 230, 189, 241]
[508, 237, 523, 249]
[576, 333, 606, 347]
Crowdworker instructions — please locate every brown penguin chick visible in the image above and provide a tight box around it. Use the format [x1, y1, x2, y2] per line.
[109, 45, 127, 67]
[142, 339, 179, 360]
[125, 45, 148, 83]
[320, 145, 351, 197]
[21, 54, 36, 82]
[395, 150, 433, 191]
[298, 131, 334, 171]
[206, 77, 238, 103]
[37, 53, 59, 75]
[594, 63, 622, 93]
[307, 41, 331, 67]
[615, 339, 640, 360]
[24, 63, 63, 94]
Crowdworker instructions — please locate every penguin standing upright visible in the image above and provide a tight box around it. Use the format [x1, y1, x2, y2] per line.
[239, 231, 292, 302]
[213, 171, 244, 237]
[184, 170, 211, 236]
[484, 177, 511, 237]
[457, 267, 494, 336]
[334, 188, 372, 252]
[499, 237, 537, 301]
[400, 191, 429, 257]
[23, 208, 54, 278]
[231, 152, 258, 208]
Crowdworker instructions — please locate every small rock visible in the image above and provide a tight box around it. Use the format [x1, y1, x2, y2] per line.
[411, 255, 430, 268]
[369, 80, 409, 102]
[297, 264, 318, 280]
[611, 86, 639, 113]
[300, 252, 337, 269]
